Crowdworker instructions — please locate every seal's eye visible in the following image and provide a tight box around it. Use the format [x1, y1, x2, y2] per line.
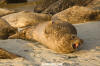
[70, 35, 75, 40]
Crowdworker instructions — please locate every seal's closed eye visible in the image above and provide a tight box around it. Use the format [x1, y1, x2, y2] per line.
[70, 35, 76, 40]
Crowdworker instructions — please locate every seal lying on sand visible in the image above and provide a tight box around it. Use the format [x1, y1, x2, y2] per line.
[2, 11, 51, 28]
[0, 18, 17, 39]
[52, 6, 100, 24]
[9, 21, 83, 53]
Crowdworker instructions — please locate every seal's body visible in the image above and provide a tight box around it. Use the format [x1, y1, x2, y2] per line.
[9, 21, 83, 53]
[2, 11, 51, 28]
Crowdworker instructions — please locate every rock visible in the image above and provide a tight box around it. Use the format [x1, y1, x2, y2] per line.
[52, 6, 100, 24]
[2, 11, 52, 28]
[0, 8, 15, 17]
[0, 18, 17, 39]
[42, 0, 93, 14]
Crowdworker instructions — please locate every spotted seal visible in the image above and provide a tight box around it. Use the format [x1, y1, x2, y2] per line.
[9, 21, 83, 53]
[2, 11, 51, 28]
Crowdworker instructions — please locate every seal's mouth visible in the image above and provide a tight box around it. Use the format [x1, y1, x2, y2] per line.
[72, 43, 80, 49]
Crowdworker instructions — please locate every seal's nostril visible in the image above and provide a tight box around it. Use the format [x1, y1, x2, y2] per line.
[72, 44, 76, 49]
[72, 43, 79, 49]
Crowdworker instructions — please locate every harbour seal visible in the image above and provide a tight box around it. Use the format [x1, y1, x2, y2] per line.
[2, 11, 51, 28]
[52, 6, 100, 24]
[9, 21, 83, 53]
[0, 18, 17, 39]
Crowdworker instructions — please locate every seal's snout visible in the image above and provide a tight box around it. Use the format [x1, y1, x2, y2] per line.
[72, 39, 83, 49]
[72, 43, 80, 49]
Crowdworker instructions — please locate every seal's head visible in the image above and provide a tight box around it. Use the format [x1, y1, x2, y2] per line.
[44, 22, 83, 53]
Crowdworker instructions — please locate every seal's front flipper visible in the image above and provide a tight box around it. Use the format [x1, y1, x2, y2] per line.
[8, 30, 26, 39]
[8, 33, 19, 39]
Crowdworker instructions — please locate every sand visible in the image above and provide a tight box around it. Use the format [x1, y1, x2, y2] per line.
[0, 21, 100, 66]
